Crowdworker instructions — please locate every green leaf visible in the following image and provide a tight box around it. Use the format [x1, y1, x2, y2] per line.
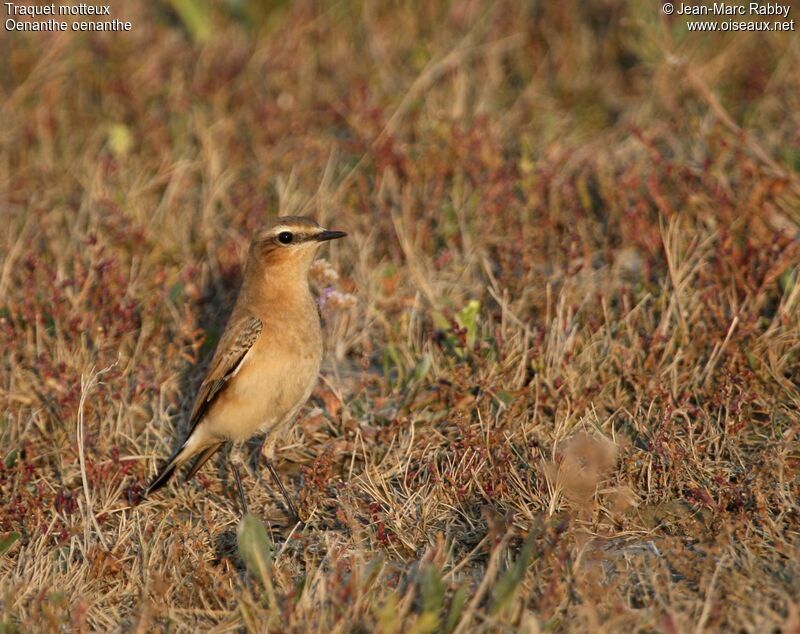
[779, 266, 797, 296]
[409, 613, 439, 634]
[488, 531, 539, 616]
[494, 391, 515, 407]
[237, 514, 273, 586]
[222, 0, 290, 31]
[200, 327, 220, 356]
[375, 592, 401, 634]
[413, 353, 432, 383]
[4, 448, 18, 469]
[168, 281, 184, 304]
[456, 300, 480, 348]
[432, 310, 451, 331]
[169, 0, 212, 43]
[383, 343, 405, 385]
[0, 532, 21, 557]
[443, 586, 468, 634]
[107, 123, 133, 158]
[418, 563, 444, 619]
[0, 620, 21, 634]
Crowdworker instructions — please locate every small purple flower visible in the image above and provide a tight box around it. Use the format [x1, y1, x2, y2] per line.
[317, 286, 336, 308]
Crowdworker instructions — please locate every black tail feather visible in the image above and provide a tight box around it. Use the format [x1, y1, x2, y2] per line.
[143, 443, 185, 498]
[144, 462, 178, 497]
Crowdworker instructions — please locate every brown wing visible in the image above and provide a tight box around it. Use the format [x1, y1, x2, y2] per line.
[188, 315, 263, 431]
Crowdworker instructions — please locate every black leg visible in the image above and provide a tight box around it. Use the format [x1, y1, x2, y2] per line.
[232, 463, 249, 516]
[264, 458, 300, 523]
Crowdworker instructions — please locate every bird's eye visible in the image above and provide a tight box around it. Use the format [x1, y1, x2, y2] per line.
[277, 231, 294, 245]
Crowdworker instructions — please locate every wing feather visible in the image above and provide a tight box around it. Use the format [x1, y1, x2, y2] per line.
[188, 315, 262, 430]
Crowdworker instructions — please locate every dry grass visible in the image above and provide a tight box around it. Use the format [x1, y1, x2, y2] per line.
[1, 1, 799, 632]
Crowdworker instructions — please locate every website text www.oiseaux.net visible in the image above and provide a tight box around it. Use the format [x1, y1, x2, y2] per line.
[686, 18, 794, 31]
[662, 2, 795, 31]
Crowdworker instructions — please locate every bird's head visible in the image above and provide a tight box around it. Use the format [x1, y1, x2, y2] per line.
[249, 216, 346, 275]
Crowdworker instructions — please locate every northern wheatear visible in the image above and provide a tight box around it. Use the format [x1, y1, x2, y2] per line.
[145, 216, 346, 517]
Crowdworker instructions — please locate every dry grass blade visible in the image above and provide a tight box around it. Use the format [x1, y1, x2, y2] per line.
[1, 1, 798, 631]
[77, 363, 117, 551]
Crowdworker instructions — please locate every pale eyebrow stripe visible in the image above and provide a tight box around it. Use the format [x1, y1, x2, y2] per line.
[268, 228, 316, 242]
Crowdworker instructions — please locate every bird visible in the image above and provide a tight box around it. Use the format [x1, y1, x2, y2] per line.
[144, 216, 347, 518]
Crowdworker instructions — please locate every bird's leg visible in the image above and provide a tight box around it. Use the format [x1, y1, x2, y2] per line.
[229, 443, 249, 516]
[265, 459, 300, 522]
[259, 437, 301, 523]
[231, 463, 249, 516]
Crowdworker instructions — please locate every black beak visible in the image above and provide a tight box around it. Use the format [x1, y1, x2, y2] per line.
[316, 229, 347, 242]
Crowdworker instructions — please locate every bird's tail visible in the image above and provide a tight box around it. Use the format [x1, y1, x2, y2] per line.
[144, 435, 224, 498]
[144, 443, 188, 497]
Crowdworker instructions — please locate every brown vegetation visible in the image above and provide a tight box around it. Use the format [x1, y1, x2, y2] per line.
[1, 1, 799, 631]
